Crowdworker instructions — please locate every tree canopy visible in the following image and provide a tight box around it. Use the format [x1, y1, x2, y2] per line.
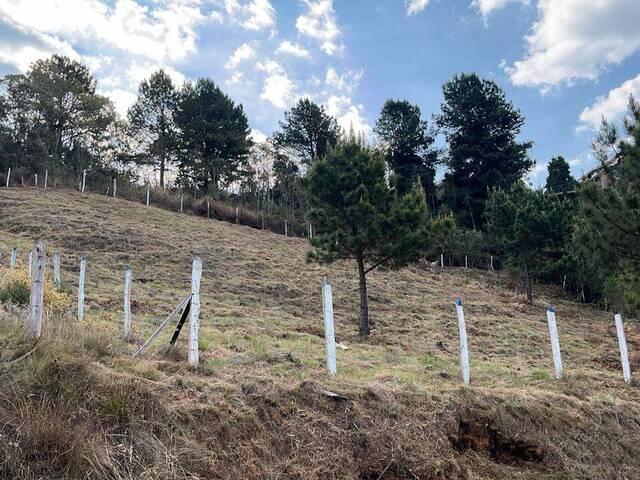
[374, 99, 439, 196]
[437, 73, 533, 229]
[545, 156, 576, 194]
[304, 139, 453, 336]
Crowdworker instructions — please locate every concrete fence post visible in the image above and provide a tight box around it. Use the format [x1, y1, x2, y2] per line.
[81, 170, 86, 193]
[546, 306, 563, 380]
[440, 253, 444, 268]
[5, 167, 10, 187]
[28, 241, 46, 337]
[207, 201, 210, 219]
[465, 255, 468, 269]
[490, 255, 494, 272]
[322, 276, 337, 375]
[53, 251, 61, 288]
[146, 188, 150, 206]
[10, 247, 17, 268]
[77, 256, 86, 321]
[284, 219, 288, 237]
[112, 178, 117, 198]
[455, 299, 470, 385]
[44, 170, 48, 189]
[235, 205, 239, 224]
[614, 313, 632, 384]
[180, 194, 184, 212]
[188, 256, 202, 367]
[28, 251, 33, 276]
[34, 173, 38, 187]
[124, 266, 132, 338]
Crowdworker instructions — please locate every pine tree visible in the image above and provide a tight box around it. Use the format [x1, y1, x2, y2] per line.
[374, 99, 439, 196]
[545, 156, 576, 194]
[273, 98, 340, 165]
[304, 140, 453, 336]
[175, 79, 252, 195]
[485, 182, 572, 303]
[437, 73, 533, 229]
[581, 95, 640, 312]
[128, 70, 179, 188]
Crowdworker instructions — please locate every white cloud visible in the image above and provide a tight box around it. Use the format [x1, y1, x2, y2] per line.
[505, 0, 640, 89]
[100, 88, 137, 116]
[0, 28, 79, 71]
[225, 42, 256, 71]
[578, 74, 640, 130]
[472, 0, 528, 17]
[241, 0, 276, 30]
[325, 67, 362, 94]
[257, 60, 295, 108]
[405, 0, 430, 16]
[0, 0, 205, 63]
[296, 0, 342, 55]
[250, 128, 268, 143]
[276, 40, 310, 58]
[326, 94, 372, 137]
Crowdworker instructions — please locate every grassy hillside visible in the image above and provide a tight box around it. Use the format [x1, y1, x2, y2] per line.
[1, 187, 639, 479]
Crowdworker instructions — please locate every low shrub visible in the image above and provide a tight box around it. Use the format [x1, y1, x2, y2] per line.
[0, 267, 70, 314]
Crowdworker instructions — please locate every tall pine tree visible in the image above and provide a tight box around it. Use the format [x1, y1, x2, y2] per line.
[545, 156, 576, 194]
[437, 73, 533, 229]
[374, 99, 439, 196]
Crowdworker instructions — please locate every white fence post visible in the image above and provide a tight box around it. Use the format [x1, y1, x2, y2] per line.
[235, 205, 239, 224]
[77, 256, 86, 321]
[465, 255, 468, 269]
[34, 173, 38, 187]
[5, 167, 10, 187]
[10, 247, 17, 268]
[112, 178, 117, 198]
[614, 313, 632, 384]
[81, 170, 86, 193]
[490, 255, 494, 271]
[180, 194, 184, 212]
[53, 251, 61, 288]
[28, 241, 46, 337]
[207, 201, 210, 219]
[188, 256, 202, 367]
[44, 170, 48, 189]
[546, 306, 563, 380]
[322, 276, 337, 375]
[440, 253, 444, 268]
[284, 219, 288, 237]
[455, 299, 470, 385]
[146, 187, 150, 206]
[123, 266, 132, 338]
[28, 250, 33, 276]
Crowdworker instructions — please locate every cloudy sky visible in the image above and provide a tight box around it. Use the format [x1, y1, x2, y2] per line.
[0, 0, 639, 186]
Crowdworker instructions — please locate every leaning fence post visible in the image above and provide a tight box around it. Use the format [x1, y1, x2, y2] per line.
[28, 241, 46, 337]
[53, 251, 61, 288]
[322, 276, 337, 375]
[546, 306, 563, 379]
[10, 247, 17, 268]
[112, 178, 117, 198]
[44, 170, 48, 189]
[146, 187, 150, 206]
[188, 256, 202, 367]
[455, 299, 470, 384]
[123, 266, 132, 338]
[77, 256, 86, 321]
[5, 167, 10, 187]
[614, 313, 632, 384]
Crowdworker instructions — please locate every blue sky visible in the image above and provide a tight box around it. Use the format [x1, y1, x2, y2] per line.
[0, 0, 639, 186]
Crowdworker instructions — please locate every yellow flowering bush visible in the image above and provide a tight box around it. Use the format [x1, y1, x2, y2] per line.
[0, 266, 69, 315]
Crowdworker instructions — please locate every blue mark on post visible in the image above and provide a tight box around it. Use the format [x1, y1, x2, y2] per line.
[455, 298, 462, 306]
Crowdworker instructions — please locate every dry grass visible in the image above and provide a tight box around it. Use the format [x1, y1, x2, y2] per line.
[1, 187, 640, 479]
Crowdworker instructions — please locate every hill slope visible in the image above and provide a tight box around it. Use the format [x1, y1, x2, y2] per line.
[1, 188, 639, 479]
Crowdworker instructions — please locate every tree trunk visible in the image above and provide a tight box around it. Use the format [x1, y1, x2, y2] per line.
[159, 150, 165, 188]
[523, 261, 533, 304]
[356, 253, 370, 337]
